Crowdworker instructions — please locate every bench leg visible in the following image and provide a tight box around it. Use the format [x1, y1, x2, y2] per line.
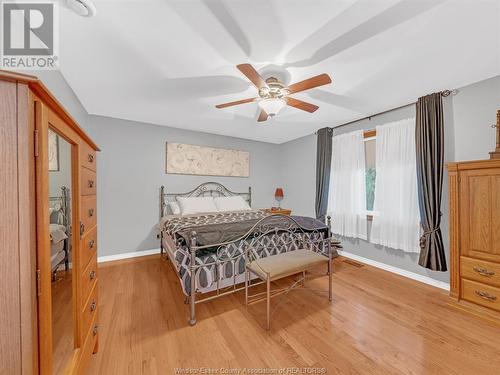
[245, 269, 249, 306]
[266, 275, 271, 330]
[328, 258, 333, 302]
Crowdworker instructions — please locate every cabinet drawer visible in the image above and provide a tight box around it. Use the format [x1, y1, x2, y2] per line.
[80, 226, 97, 271]
[80, 142, 96, 171]
[461, 256, 500, 288]
[77, 312, 98, 375]
[81, 282, 98, 341]
[81, 195, 97, 233]
[81, 253, 97, 309]
[461, 279, 500, 313]
[81, 168, 96, 196]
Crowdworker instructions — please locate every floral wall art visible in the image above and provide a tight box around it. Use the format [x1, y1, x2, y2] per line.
[166, 143, 250, 177]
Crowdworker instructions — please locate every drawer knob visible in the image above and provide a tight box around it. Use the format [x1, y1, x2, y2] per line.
[90, 270, 96, 280]
[88, 154, 94, 163]
[93, 325, 98, 336]
[90, 300, 97, 312]
[473, 266, 495, 277]
[88, 180, 94, 188]
[475, 290, 497, 301]
[88, 208, 94, 217]
[89, 239, 95, 249]
[80, 222, 85, 236]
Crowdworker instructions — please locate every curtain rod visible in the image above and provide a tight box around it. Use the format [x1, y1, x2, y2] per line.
[315, 89, 453, 133]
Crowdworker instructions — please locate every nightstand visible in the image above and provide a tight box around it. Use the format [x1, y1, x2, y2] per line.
[263, 208, 292, 215]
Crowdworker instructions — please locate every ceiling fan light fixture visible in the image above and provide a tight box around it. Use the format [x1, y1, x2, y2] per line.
[258, 98, 286, 116]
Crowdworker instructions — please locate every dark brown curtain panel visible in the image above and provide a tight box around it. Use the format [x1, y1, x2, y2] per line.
[416, 93, 447, 271]
[315, 127, 333, 222]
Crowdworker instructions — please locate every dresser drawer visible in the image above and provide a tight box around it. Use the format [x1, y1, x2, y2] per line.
[80, 142, 96, 172]
[81, 195, 97, 233]
[81, 282, 98, 341]
[80, 226, 97, 271]
[461, 256, 500, 288]
[81, 253, 97, 309]
[77, 312, 98, 375]
[461, 279, 500, 313]
[81, 167, 96, 196]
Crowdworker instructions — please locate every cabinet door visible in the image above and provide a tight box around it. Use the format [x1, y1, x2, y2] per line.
[460, 169, 500, 262]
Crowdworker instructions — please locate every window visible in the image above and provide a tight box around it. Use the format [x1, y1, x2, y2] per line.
[328, 122, 420, 253]
[364, 130, 376, 217]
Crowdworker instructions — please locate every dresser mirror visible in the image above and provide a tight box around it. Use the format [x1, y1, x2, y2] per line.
[48, 129, 75, 374]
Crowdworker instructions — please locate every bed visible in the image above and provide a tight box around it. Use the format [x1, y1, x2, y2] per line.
[158, 182, 335, 325]
[49, 186, 71, 279]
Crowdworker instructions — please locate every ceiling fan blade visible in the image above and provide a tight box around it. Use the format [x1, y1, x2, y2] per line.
[287, 73, 332, 94]
[215, 97, 257, 109]
[286, 97, 319, 113]
[237, 64, 268, 90]
[257, 110, 268, 122]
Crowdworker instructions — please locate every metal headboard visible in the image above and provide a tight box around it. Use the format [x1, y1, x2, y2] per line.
[49, 186, 71, 228]
[160, 182, 252, 218]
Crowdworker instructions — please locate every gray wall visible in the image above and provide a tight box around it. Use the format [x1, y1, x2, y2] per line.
[280, 135, 317, 217]
[452, 76, 500, 161]
[280, 75, 500, 284]
[48, 135, 72, 197]
[85, 116, 282, 256]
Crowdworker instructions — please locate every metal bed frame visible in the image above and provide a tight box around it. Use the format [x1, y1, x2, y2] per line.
[49, 186, 71, 280]
[159, 182, 251, 256]
[159, 182, 332, 326]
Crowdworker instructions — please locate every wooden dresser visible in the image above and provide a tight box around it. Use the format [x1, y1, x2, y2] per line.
[448, 159, 500, 323]
[0, 70, 99, 374]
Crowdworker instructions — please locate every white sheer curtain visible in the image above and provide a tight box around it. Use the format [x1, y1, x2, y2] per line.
[371, 118, 421, 253]
[327, 130, 367, 240]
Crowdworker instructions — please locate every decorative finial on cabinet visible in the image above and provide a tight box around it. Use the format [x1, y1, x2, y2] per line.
[490, 110, 500, 160]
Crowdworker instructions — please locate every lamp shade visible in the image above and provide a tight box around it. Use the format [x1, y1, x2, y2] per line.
[274, 188, 284, 199]
[258, 98, 286, 116]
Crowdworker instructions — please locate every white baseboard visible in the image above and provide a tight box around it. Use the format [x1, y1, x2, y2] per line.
[97, 248, 450, 291]
[338, 250, 450, 291]
[97, 248, 160, 263]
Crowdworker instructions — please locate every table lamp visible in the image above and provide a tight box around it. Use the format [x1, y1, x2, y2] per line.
[274, 188, 284, 209]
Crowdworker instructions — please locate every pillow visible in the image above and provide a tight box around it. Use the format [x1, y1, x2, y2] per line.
[214, 196, 251, 212]
[167, 201, 181, 215]
[176, 196, 218, 215]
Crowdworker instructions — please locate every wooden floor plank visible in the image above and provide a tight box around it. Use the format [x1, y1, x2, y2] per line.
[87, 256, 500, 374]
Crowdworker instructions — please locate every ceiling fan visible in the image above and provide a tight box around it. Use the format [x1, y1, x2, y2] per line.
[215, 64, 332, 122]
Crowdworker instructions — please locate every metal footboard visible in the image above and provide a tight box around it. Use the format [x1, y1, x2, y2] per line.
[186, 214, 333, 326]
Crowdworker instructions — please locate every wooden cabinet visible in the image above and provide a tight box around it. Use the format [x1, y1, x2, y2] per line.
[448, 159, 500, 323]
[0, 70, 100, 374]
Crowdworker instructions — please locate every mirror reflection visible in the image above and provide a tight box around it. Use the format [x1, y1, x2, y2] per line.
[48, 129, 74, 374]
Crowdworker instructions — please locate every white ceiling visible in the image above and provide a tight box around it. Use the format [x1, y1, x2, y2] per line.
[59, 0, 500, 144]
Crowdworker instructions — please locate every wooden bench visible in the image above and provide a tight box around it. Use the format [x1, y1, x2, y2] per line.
[245, 248, 333, 330]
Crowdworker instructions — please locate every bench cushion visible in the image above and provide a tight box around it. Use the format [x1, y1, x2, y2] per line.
[247, 249, 328, 281]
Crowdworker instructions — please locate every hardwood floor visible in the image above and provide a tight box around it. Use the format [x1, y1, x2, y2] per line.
[51, 269, 74, 374]
[87, 255, 500, 375]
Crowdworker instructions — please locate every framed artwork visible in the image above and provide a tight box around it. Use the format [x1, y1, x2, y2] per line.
[166, 142, 250, 177]
[48, 129, 60, 171]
